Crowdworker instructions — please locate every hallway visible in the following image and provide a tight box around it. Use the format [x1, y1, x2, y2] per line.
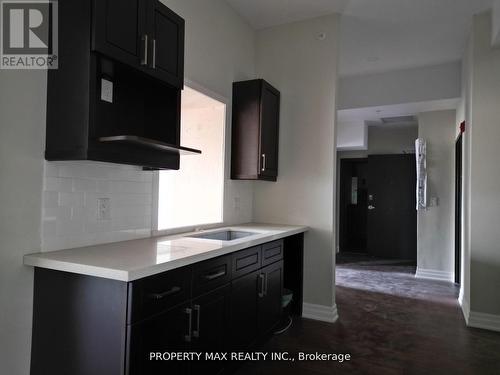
[236, 256, 500, 374]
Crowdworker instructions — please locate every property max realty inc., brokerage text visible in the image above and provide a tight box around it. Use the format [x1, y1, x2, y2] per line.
[150, 351, 352, 363]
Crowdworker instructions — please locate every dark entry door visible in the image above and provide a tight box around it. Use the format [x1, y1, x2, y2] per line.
[366, 154, 417, 260]
[339, 159, 369, 253]
[455, 134, 463, 284]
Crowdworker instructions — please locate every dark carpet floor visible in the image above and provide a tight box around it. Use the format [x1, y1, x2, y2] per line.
[235, 253, 500, 375]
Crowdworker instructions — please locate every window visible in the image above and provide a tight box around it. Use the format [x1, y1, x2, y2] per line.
[156, 85, 226, 231]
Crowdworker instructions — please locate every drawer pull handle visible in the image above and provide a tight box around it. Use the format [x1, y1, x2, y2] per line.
[184, 308, 192, 342]
[258, 273, 265, 298]
[204, 270, 226, 281]
[193, 304, 201, 338]
[148, 286, 181, 300]
[141, 34, 148, 66]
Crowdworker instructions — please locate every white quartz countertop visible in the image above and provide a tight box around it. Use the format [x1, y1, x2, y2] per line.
[24, 223, 308, 281]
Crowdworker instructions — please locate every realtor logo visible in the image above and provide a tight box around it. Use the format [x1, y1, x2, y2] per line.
[1, 0, 58, 69]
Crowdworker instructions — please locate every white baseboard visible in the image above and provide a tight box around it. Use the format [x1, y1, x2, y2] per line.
[415, 267, 454, 282]
[468, 311, 500, 332]
[302, 303, 339, 323]
[458, 290, 470, 324]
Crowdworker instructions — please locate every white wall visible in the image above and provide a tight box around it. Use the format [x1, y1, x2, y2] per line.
[253, 14, 339, 308]
[337, 121, 367, 151]
[456, 31, 473, 318]
[163, 0, 256, 225]
[468, 11, 500, 318]
[0, 1, 257, 373]
[0, 70, 45, 375]
[339, 61, 462, 110]
[416, 110, 456, 279]
[492, 0, 500, 46]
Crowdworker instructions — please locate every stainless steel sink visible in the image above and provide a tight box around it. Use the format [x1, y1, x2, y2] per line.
[187, 230, 258, 241]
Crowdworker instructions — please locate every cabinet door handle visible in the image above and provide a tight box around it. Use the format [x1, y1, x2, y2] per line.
[263, 272, 268, 296]
[152, 38, 156, 69]
[148, 286, 181, 300]
[204, 270, 226, 281]
[184, 308, 192, 342]
[261, 153, 266, 172]
[258, 273, 265, 298]
[141, 34, 148, 66]
[193, 304, 201, 338]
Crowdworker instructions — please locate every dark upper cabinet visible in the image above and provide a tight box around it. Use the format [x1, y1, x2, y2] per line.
[92, 0, 184, 89]
[46, 0, 197, 170]
[231, 79, 280, 181]
[92, 0, 146, 68]
[146, 0, 185, 88]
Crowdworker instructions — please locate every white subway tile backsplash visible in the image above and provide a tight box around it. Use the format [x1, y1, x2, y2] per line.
[44, 177, 73, 192]
[73, 178, 97, 192]
[59, 192, 85, 207]
[42, 161, 153, 252]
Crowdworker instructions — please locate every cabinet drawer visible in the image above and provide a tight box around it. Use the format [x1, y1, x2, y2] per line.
[232, 246, 262, 279]
[261, 240, 284, 266]
[192, 255, 232, 297]
[128, 266, 191, 324]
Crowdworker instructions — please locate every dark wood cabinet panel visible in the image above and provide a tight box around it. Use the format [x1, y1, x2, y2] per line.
[232, 245, 262, 279]
[127, 303, 191, 375]
[231, 79, 281, 181]
[192, 255, 232, 297]
[262, 240, 283, 267]
[147, 0, 185, 88]
[31, 269, 128, 375]
[92, 0, 146, 67]
[259, 82, 280, 179]
[191, 285, 231, 375]
[258, 261, 283, 336]
[128, 265, 192, 324]
[230, 270, 260, 350]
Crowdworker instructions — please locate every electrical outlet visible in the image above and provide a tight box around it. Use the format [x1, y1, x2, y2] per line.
[233, 197, 241, 210]
[97, 198, 111, 220]
[101, 79, 113, 103]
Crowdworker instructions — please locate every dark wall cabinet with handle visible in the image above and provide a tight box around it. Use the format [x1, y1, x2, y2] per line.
[45, 0, 197, 170]
[93, 0, 184, 88]
[30, 237, 304, 375]
[231, 79, 281, 181]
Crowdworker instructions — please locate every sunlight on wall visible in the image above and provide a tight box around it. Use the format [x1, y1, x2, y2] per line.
[158, 86, 225, 230]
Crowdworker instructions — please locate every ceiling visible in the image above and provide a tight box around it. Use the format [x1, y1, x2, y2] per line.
[226, 0, 492, 76]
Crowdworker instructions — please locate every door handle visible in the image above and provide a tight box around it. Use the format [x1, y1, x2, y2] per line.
[368, 205, 376, 210]
[263, 272, 268, 296]
[193, 304, 201, 338]
[152, 38, 156, 69]
[261, 153, 266, 172]
[258, 273, 265, 298]
[148, 286, 181, 300]
[140, 35, 148, 66]
[183, 307, 192, 342]
[204, 269, 226, 281]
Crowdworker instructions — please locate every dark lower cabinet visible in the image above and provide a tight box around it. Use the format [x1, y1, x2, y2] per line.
[230, 270, 260, 349]
[30, 238, 298, 375]
[258, 261, 283, 336]
[191, 285, 231, 375]
[127, 302, 191, 375]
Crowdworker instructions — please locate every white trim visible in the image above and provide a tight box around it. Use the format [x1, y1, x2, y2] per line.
[458, 289, 470, 324]
[468, 311, 500, 332]
[415, 267, 454, 282]
[151, 78, 228, 236]
[302, 303, 339, 323]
